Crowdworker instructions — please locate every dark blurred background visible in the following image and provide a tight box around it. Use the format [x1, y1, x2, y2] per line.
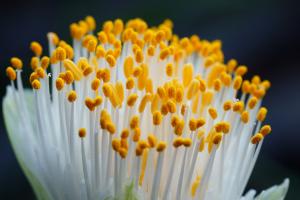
[0, 0, 299, 199]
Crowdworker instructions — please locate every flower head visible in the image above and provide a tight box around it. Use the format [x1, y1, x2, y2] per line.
[3, 16, 289, 200]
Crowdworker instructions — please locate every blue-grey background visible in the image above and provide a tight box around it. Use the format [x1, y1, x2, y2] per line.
[0, 0, 299, 199]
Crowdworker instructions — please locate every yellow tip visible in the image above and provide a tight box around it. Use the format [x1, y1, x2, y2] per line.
[78, 128, 87, 138]
[30, 41, 43, 56]
[212, 133, 223, 145]
[241, 111, 249, 123]
[260, 125, 271, 136]
[208, 107, 218, 119]
[156, 141, 167, 152]
[67, 90, 77, 102]
[130, 115, 140, 129]
[251, 133, 263, 144]
[6, 67, 16, 81]
[257, 107, 268, 122]
[10, 57, 23, 69]
[56, 78, 65, 91]
[31, 79, 41, 90]
[153, 111, 163, 125]
[41, 56, 50, 69]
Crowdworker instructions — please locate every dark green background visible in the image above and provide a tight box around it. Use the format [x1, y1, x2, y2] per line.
[0, 0, 299, 199]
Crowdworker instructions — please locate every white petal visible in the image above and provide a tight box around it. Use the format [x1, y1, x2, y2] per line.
[3, 87, 52, 200]
[254, 178, 289, 200]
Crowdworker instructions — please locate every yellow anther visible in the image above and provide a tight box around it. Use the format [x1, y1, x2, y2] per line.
[124, 56, 134, 78]
[251, 75, 261, 85]
[171, 115, 180, 127]
[135, 49, 144, 63]
[227, 59, 237, 72]
[147, 134, 157, 148]
[183, 64, 194, 87]
[214, 122, 223, 132]
[197, 78, 206, 92]
[208, 107, 218, 119]
[153, 111, 163, 125]
[233, 76, 243, 90]
[97, 31, 108, 44]
[95, 45, 106, 58]
[173, 137, 183, 148]
[174, 120, 184, 136]
[156, 141, 167, 152]
[85, 97, 95, 111]
[56, 78, 64, 91]
[235, 65, 248, 76]
[159, 48, 170, 60]
[251, 133, 263, 144]
[183, 138, 192, 147]
[78, 128, 87, 138]
[101, 68, 110, 82]
[199, 136, 205, 152]
[87, 37, 97, 52]
[260, 125, 271, 136]
[167, 85, 176, 98]
[166, 99, 176, 113]
[139, 94, 151, 113]
[166, 63, 174, 77]
[112, 138, 121, 151]
[40, 56, 50, 69]
[189, 118, 198, 131]
[63, 70, 74, 84]
[157, 86, 166, 99]
[103, 20, 113, 33]
[253, 88, 266, 99]
[160, 103, 168, 115]
[155, 30, 165, 43]
[187, 79, 200, 100]
[257, 107, 268, 122]
[204, 56, 215, 68]
[147, 45, 155, 56]
[6, 67, 16, 80]
[223, 100, 232, 111]
[83, 66, 93, 76]
[118, 148, 128, 159]
[10, 57, 23, 69]
[132, 128, 141, 142]
[91, 78, 100, 91]
[55, 47, 66, 61]
[221, 72, 232, 87]
[113, 19, 123, 35]
[30, 41, 43, 56]
[207, 64, 226, 88]
[105, 54, 116, 67]
[126, 77, 135, 89]
[63, 59, 83, 81]
[48, 32, 59, 45]
[233, 101, 244, 113]
[106, 122, 116, 134]
[31, 79, 41, 90]
[94, 96, 103, 107]
[133, 66, 142, 77]
[212, 133, 222, 145]
[213, 79, 222, 91]
[261, 80, 271, 90]
[181, 104, 187, 116]
[248, 97, 258, 109]
[67, 90, 77, 102]
[84, 15, 96, 31]
[130, 115, 139, 129]
[30, 57, 39, 70]
[241, 111, 249, 123]
[138, 140, 148, 149]
[222, 122, 230, 133]
[242, 80, 251, 94]
[36, 67, 46, 78]
[115, 81, 124, 102]
[29, 72, 38, 83]
[175, 88, 184, 103]
[196, 118, 206, 128]
[102, 83, 112, 97]
[180, 37, 189, 48]
[120, 129, 129, 139]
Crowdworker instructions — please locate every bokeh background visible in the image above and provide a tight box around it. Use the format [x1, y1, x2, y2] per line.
[0, 0, 299, 199]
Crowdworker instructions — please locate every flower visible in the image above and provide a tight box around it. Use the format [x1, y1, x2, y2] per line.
[3, 16, 289, 200]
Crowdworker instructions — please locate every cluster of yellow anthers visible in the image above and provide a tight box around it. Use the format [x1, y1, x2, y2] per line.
[5, 16, 273, 200]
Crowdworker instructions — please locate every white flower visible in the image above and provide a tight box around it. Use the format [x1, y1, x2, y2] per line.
[3, 17, 289, 200]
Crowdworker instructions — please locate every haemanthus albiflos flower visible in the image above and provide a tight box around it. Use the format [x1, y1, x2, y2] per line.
[3, 16, 289, 200]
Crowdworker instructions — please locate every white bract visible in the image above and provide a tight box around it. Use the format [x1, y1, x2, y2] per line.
[3, 17, 289, 200]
